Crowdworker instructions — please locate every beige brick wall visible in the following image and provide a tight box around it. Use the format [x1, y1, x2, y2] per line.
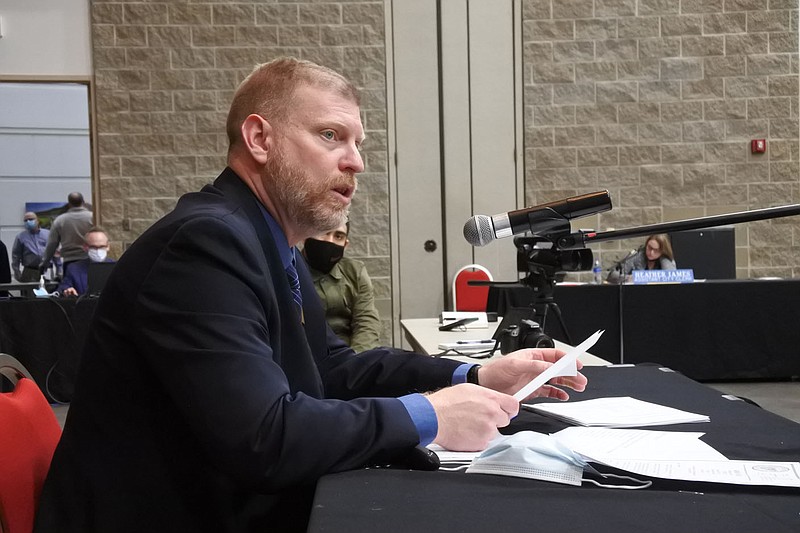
[91, 1, 800, 346]
[523, 0, 800, 279]
[90, 0, 394, 343]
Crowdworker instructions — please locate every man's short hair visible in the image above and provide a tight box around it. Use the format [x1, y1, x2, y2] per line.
[84, 226, 108, 243]
[67, 192, 85, 207]
[226, 57, 360, 153]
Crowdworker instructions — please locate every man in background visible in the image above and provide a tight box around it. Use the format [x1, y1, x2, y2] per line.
[40, 192, 93, 276]
[11, 212, 53, 282]
[303, 221, 381, 352]
[56, 227, 113, 297]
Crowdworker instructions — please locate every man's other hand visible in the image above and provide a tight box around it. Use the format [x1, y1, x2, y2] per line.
[426, 384, 518, 451]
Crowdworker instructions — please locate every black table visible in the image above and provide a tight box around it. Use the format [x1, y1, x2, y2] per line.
[489, 280, 800, 380]
[309, 365, 800, 533]
[0, 297, 97, 402]
[0, 281, 60, 298]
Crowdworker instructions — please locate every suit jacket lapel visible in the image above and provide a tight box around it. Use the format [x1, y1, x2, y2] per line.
[212, 168, 325, 396]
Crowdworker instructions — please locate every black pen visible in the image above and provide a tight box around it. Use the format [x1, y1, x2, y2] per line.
[456, 340, 495, 344]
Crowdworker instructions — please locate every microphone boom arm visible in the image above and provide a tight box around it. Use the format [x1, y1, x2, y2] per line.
[555, 203, 800, 250]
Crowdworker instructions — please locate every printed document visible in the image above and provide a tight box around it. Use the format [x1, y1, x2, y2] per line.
[552, 427, 727, 461]
[524, 396, 710, 427]
[599, 458, 800, 488]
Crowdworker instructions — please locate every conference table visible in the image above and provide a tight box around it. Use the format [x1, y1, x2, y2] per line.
[488, 279, 800, 381]
[400, 317, 610, 367]
[0, 296, 96, 402]
[308, 364, 800, 533]
[0, 281, 59, 298]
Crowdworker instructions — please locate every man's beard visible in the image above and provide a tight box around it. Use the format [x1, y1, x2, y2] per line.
[262, 146, 356, 238]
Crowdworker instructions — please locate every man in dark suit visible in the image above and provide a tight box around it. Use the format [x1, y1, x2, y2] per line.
[35, 58, 586, 533]
[55, 226, 114, 296]
[0, 239, 10, 298]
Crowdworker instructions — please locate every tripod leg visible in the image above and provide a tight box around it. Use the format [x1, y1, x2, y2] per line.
[547, 302, 573, 345]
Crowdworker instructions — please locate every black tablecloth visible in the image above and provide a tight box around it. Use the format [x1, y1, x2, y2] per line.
[489, 280, 800, 380]
[621, 280, 800, 380]
[309, 365, 800, 533]
[0, 297, 97, 402]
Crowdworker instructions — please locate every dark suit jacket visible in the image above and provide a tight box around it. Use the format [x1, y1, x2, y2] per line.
[0, 240, 10, 297]
[35, 168, 461, 533]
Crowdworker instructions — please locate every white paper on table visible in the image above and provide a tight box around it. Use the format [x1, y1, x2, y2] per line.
[512, 330, 603, 402]
[426, 443, 482, 465]
[598, 458, 800, 488]
[524, 396, 710, 427]
[552, 427, 728, 462]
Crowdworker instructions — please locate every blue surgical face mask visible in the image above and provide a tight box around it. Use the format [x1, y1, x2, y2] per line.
[88, 248, 108, 263]
[466, 431, 651, 489]
[25, 220, 37, 231]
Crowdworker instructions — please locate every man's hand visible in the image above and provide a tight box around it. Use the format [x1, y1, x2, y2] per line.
[477, 348, 588, 401]
[62, 287, 78, 297]
[426, 384, 518, 451]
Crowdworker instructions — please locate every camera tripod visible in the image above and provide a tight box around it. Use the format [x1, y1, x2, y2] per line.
[514, 270, 573, 346]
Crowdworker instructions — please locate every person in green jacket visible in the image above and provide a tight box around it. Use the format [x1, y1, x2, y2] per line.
[303, 221, 381, 352]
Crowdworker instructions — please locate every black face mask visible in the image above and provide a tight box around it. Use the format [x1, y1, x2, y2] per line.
[303, 238, 345, 274]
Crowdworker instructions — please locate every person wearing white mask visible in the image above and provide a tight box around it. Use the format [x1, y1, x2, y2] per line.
[56, 226, 114, 297]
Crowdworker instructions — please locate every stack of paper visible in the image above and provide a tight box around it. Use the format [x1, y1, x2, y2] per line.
[523, 396, 710, 427]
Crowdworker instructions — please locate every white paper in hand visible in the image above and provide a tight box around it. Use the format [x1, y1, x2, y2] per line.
[512, 330, 603, 402]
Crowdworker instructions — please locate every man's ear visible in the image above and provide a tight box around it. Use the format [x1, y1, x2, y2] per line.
[240, 114, 274, 164]
[344, 238, 349, 249]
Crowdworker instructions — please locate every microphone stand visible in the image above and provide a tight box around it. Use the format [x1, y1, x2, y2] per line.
[608, 248, 638, 284]
[555, 204, 800, 250]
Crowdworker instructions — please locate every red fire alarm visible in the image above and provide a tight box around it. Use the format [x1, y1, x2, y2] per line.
[751, 139, 766, 153]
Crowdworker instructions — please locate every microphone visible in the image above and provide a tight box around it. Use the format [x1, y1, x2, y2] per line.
[463, 190, 612, 247]
[615, 247, 640, 272]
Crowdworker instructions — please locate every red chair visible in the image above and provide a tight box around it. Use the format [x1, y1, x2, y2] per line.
[0, 354, 62, 533]
[452, 264, 493, 312]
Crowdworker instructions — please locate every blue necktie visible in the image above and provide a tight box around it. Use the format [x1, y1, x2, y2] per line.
[286, 257, 302, 313]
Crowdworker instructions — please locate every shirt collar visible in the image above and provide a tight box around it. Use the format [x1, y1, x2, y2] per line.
[257, 203, 294, 270]
[328, 261, 344, 280]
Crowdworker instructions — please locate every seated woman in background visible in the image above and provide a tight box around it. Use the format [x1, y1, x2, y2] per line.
[606, 233, 677, 284]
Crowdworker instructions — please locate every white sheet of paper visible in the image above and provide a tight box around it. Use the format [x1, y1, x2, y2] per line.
[524, 396, 710, 427]
[512, 330, 603, 402]
[426, 443, 482, 465]
[552, 427, 728, 462]
[599, 458, 800, 488]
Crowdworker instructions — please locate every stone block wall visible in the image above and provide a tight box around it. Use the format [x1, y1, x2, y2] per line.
[523, 0, 800, 279]
[90, 0, 394, 342]
[89, 1, 800, 346]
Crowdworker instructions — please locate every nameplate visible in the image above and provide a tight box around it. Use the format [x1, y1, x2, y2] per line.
[632, 269, 695, 284]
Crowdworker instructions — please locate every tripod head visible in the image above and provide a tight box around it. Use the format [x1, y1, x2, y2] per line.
[513, 235, 594, 300]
